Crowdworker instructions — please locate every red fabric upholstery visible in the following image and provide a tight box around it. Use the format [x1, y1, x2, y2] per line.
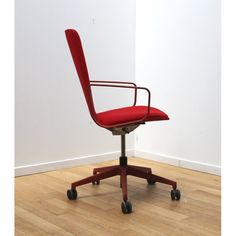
[96, 106, 169, 126]
[65, 29, 95, 115]
[65, 29, 169, 128]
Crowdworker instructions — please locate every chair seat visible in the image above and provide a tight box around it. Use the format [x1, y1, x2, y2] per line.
[96, 106, 169, 126]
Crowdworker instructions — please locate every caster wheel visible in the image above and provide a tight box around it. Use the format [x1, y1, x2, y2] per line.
[92, 172, 100, 185]
[121, 201, 132, 214]
[147, 179, 156, 185]
[170, 189, 181, 200]
[67, 189, 77, 200]
[92, 180, 100, 185]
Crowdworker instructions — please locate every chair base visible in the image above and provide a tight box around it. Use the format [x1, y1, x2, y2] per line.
[68, 163, 180, 213]
[67, 135, 180, 214]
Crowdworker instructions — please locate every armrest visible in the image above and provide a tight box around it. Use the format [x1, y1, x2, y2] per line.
[89, 83, 151, 126]
[90, 80, 137, 106]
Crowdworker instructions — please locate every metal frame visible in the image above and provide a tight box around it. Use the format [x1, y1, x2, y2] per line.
[87, 82, 151, 129]
[71, 134, 177, 203]
[90, 80, 138, 106]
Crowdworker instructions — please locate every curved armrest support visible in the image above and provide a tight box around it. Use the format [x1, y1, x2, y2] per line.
[88, 83, 151, 128]
[90, 80, 137, 106]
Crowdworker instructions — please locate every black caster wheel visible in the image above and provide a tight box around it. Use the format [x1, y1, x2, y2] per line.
[121, 201, 132, 214]
[170, 189, 181, 200]
[147, 179, 156, 185]
[92, 172, 100, 185]
[92, 180, 100, 185]
[67, 189, 77, 200]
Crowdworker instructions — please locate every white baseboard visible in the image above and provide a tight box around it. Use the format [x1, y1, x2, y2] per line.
[15, 150, 134, 176]
[15, 149, 221, 176]
[135, 150, 221, 176]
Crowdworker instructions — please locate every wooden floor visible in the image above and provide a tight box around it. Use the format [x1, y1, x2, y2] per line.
[15, 157, 221, 236]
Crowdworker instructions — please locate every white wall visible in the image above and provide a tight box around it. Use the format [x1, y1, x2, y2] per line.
[16, 0, 221, 176]
[15, 0, 136, 174]
[135, 0, 221, 174]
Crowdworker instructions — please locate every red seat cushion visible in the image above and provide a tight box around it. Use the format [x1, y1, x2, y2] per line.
[96, 106, 169, 126]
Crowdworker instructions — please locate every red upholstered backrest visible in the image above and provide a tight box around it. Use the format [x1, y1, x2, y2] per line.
[65, 29, 95, 115]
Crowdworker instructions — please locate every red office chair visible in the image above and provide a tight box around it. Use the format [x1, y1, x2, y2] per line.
[65, 29, 180, 214]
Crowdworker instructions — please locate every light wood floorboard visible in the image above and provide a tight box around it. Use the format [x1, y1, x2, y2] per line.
[15, 157, 221, 236]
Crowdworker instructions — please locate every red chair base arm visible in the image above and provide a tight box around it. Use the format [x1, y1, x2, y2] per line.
[71, 164, 177, 201]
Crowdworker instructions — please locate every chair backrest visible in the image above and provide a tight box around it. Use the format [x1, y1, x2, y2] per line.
[65, 29, 95, 115]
